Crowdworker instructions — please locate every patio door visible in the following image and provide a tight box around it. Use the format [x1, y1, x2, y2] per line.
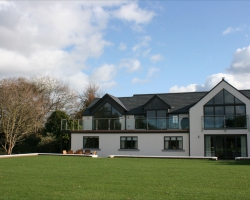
[205, 135, 247, 159]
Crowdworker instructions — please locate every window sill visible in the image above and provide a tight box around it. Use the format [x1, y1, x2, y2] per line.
[82, 148, 101, 151]
[204, 128, 247, 130]
[162, 149, 185, 152]
[118, 149, 140, 151]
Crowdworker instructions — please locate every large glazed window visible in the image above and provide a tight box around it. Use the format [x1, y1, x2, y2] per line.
[93, 103, 122, 118]
[83, 137, 99, 148]
[205, 135, 247, 159]
[93, 103, 122, 130]
[164, 136, 183, 150]
[120, 137, 138, 149]
[146, 110, 167, 129]
[204, 89, 246, 129]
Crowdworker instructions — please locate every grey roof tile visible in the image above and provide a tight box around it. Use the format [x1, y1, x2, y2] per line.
[83, 89, 250, 116]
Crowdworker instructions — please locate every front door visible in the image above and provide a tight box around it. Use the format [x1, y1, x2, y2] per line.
[205, 135, 247, 159]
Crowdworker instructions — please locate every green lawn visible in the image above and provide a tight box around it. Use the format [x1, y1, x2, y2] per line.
[0, 156, 250, 200]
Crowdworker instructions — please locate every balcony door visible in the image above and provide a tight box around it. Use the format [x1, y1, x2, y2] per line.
[205, 135, 247, 159]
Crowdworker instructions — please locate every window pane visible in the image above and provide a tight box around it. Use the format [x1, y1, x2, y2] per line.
[165, 137, 170, 140]
[104, 103, 111, 111]
[236, 105, 245, 115]
[170, 140, 177, 149]
[112, 107, 122, 117]
[204, 117, 214, 128]
[214, 106, 224, 115]
[120, 137, 138, 149]
[171, 137, 176, 140]
[206, 98, 213, 105]
[164, 140, 169, 149]
[224, 90, 234, 104]
[214, 90, 224, 104]
[225, 106, 234, 116]
[225, 116, 235, 128]
[147, 110, 156, 118]
[205, 136, 215, 157]
[235, 97, 243, 104]
[83, 137, 99, 148]
[93, 103, 122, 119]
[178, 140, 183, 149]
[177, 137, 182, 141]
[157, 110, 166, 117]
[131, 138, 138, 149]
[204, 107, 214, 115]
[214, 116, 224, 128]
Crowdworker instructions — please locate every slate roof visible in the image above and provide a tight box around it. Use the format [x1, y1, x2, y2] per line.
[83, 88, 250, 116]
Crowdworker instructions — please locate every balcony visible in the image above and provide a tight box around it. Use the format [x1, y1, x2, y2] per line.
[61, 117, 189, 131]
[202, 115, 248, 130]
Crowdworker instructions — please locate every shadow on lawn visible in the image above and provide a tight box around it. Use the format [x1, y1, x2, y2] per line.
[214, 160, 250, 166]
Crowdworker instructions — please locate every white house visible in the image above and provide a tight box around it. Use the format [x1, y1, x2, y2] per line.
[65, 79, 250, 159]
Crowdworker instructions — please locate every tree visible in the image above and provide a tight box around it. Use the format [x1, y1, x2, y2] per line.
[45, 110, 77, 151]
[45, 110, 70, 138]
[32, 76, 80, 116]
[0, 78, 46, 154]
[79, 82, 101, 109]
[75, 82, 101, 119]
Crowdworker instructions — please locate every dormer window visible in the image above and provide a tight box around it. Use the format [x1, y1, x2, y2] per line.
[93, 102, 122, 130]
[147, 110, 167, 129]
[93, 103, 122, 118]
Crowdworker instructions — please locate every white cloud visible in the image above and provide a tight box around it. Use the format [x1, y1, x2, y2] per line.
[222, 25, 247, 35]
[147, 67, 160, 77]
[131, 77, 148, 84]
[132, 67, 159, 85]
[169, 46, 250, 93]
[169, 84, 197, 93]
[90, 64, 116, 83]
[132, 36, 151, 52]
[150, 54, 164, 62]
[0, 1, 154, 92]
[113, 3, 155, 24]
[118, 42, 127, 51]
[227, 46, 250, 73]
[119, 58, 141, 72]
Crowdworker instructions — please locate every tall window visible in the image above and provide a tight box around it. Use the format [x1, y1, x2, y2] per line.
[120, 137, 138, 149]
[204, 89, 246, 129]
[164, 136, 183, 150]
[93, 103, 122, 130]
[147, 110, 167, 129]
[94, 103, 122, 118]
[83, 137, 99, 148]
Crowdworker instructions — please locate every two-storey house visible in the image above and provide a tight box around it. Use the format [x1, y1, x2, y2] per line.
[64, 79, 250, 159]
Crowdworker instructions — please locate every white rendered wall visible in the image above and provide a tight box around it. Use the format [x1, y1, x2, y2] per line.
[82, 116, 92, 130]
[71, 133, 189, 157]
[126, 115, 135, 130]
[189, 81, 250, 157]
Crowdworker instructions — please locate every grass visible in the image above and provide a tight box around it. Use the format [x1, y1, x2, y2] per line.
[0, 156, 250, 200]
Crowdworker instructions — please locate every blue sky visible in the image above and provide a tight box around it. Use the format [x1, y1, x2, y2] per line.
[0, 1, 250, 97]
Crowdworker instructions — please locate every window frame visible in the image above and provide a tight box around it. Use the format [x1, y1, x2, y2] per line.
[203, 89, 246, 129]
[83, 136, 99, 149]
[120, 136, 138, 149]
[164, 136, 183, 150]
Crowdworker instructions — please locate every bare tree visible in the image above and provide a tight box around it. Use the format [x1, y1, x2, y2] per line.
[79, 82, 101, 109]
[0, 78, 46, 154]
[32, 76, 80, 116]
[74, 82, 101, 119]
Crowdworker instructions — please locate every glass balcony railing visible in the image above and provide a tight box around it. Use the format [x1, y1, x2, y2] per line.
[61, 117, 189, 131]
[202, 115, 248, 129]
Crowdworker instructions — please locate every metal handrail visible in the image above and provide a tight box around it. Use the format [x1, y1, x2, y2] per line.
[61, 117, 189, 131]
